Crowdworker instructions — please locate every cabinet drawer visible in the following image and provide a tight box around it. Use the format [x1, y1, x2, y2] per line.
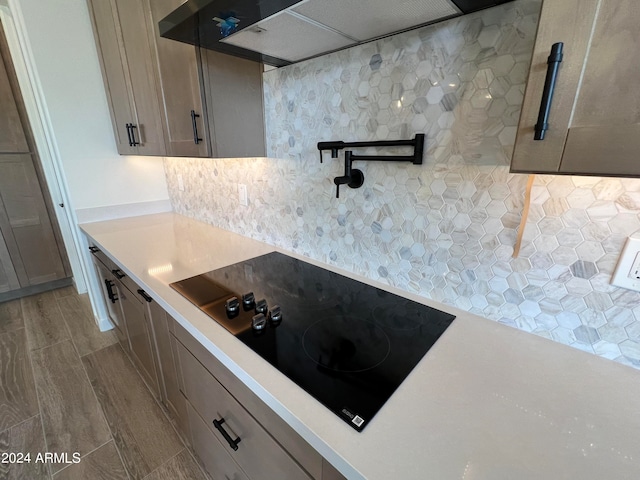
[173, 322, 322, 479]
[176, 339, 312, 480]
[186, 401, 249, 480]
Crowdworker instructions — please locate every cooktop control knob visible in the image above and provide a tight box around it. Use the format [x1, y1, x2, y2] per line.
[255, 298, 268, 315]
[225, 297, 240, 317]
[242, 292, 255, 310]
[268, 305, 282, 324]
[252, 313, 267, 331]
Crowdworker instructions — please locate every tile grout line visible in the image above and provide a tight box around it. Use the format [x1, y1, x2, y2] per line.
[28, 337, 72, 354]
[140, 447, 186, 480]
[80, 339, 197, 479]
[80, 342, 133, 480]
[21, 293, 71, 354]
[82, 339, 189, 480]
[23, 299, 54, 480]
[0, 412, 39, 435]
[145, 390, 210, 480]
[53, 294, 75, 353]
[10, 288, 206, 479]
[109, 426, 133, 480]
[53, 293, 124, 478]
[57, 294, 119, 358]
[50, 438, 114, 478]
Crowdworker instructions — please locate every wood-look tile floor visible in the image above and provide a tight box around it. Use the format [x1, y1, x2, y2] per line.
[0, 287, 208, 480]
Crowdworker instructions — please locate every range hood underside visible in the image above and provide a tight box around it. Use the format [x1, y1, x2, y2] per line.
[160, 0, 513, 67]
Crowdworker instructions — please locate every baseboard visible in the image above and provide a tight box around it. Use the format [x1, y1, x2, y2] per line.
[95, 314, 115, 332]
[75, 199, 172, 224]
[0, 277, 73, 303]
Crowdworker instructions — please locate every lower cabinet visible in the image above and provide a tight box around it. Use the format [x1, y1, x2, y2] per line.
[117, 279, 161, 400]
[89, 244, 161, 400]
[187, 401, 250, 480]
[147, 303, 191, 443]
[171, 321, 347, 480]
[176, 336, 313, 480]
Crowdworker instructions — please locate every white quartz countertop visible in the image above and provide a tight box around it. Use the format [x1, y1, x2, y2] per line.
[80, 212, 640, 480]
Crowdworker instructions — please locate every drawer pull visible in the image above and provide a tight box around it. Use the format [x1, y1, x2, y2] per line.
[213, 417, 241, 451]
[137, 289, 153, 303]
[105, 279, 118, 304]
[112, 269, 126, 279]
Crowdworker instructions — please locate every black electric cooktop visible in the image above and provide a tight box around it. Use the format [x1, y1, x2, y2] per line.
[170, 252, 455, 432]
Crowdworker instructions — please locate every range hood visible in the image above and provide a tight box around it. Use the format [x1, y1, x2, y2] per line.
[160, 0, 513, 67]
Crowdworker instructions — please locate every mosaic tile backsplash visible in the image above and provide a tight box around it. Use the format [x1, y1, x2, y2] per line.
[164, 0, 640, 368]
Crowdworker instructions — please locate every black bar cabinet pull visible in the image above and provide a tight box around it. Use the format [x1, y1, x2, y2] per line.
[137, 289, 152, 303]
[105, 279, 118, 304]
[89, 246, 99, 254]
[534, 42, 564, 140]
[112, 269, 125, 279]
[190, 110, 202, 145]
[130, 124, 140, 146]
[212, 418, 241, 451]
[125, 123, 133, 146]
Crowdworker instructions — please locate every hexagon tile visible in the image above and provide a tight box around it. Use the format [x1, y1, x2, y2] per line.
[164, 0, 640, 369]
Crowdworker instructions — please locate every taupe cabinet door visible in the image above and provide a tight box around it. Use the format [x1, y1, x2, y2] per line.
[202, 49, 266, 158]
[511, 0, 640, 176]
[119, 284, 161, 398]
[146, 0, 210, 157]
[0, 155, 67, 286]
[0, 232, 20, 293]
[87, 0, 137, 155]
[88, 0, 166, 156]
[0, 36, 28, 153]
[148, 305, 183, 419]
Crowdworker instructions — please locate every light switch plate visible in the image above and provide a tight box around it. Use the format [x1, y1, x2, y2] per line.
[177, 174, 184, 192]
[611, 237, 640, 292]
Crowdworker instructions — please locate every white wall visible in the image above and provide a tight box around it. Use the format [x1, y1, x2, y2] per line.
[8, 0, 168, 211]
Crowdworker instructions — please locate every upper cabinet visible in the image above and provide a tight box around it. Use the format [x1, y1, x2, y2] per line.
[201, 49, 265, 158]
[87, 0, 265, 158]
[88, 0, 166, 156]
[511, 0, 640, 177]
[146, 0, 211, 157]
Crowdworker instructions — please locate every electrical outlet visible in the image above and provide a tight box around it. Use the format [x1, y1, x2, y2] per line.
[629, 252, 640, 280]
[238, 184, 248, 206]
[611, 237, 640, 292]
[177, 174, 184, 192]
